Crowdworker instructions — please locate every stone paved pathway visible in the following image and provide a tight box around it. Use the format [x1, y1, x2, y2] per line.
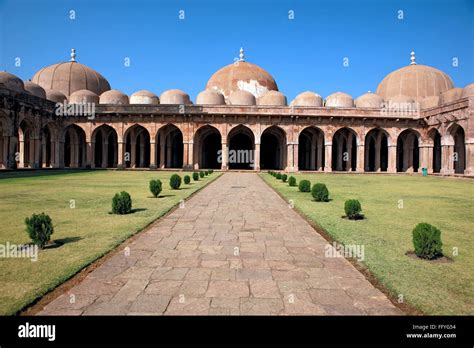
[38, 173, 401, 315]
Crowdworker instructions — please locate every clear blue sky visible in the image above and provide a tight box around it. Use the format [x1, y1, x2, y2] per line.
[0, 0, 472, 101]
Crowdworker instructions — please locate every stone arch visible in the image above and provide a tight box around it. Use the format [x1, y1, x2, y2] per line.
[428, 128, 442, 173]
[124, 124, 150, 168]
[18, 119, 35, 168]
[40, 122, 56, 168]
[365, 128, 390, 172]
[62, 125, 87, 168]
[448, 123, 466, 174]
[298, 126, 325, 171]
[193, 125, 222, 169]
[332, 127, 358, 171]
[156, 123, 183, 169]
[397, 129, 420, 172]
[92, 125, 118, 168]
[261, 126, 287, 170]
[227, 125, 255, 170]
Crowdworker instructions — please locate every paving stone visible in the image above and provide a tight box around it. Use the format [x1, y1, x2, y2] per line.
[206, 281, 250, 298]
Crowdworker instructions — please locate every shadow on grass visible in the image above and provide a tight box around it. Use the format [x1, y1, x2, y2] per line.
[108, 208, 147, 214]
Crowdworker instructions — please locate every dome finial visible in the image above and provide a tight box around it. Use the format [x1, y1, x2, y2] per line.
[239, 47, 245, 62]
[410, 51, 416, 65]
[70, 48, 77, 62]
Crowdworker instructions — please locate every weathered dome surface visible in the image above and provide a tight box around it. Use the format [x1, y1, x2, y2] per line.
[376, 63, 453, 102]
[439, 88, 462, 105]
[228, 90, 256, 105]
[69, 89, 99, 104]
[290, 91, 323, 107]
[99, 90, 129, 105]
[32, 60, 110, 97]
[461, 83, 474, 98]
[206, 58, 278, 100]
[44, 89, 67, 103]
[24, 81, 46, 99]
[325, 92, 354, 107]
[388, 94, 415, 104]
[196, 89, 225, 105]
[355, 92, 384, 108]
[419, 96, 440, 109]
[160, 89, 191, 104]
[0, 71, 25, 92]
[129, 90, 160, 104]
[257, 91, 287, 106]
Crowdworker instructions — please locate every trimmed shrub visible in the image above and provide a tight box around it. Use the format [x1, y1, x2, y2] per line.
[281, 174, 288, 182]
[199, 171, 205, 178]
[412, 223, 443, 259]
[276, 173, 282, 180]
[169, 174, 182, 190]
[184, 175, 191, 185]
[344, 199, 362, 220]
[288, 176, 297, 187]
[25, 213, 54, 248]
[193, 172, 199, 181]
[298, 179, 311, 192]
[205, 171, 209, 176]
[311, 183, 329, 202]
[149, 179, 162, 198]
[209, 169, 214, 174]
[112, 191, 132, 215]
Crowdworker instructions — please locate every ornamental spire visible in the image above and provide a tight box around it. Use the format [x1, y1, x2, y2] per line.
[239, 47, 245, 62]
[70, 48, 77, 62]
[410, 51, 416, 65]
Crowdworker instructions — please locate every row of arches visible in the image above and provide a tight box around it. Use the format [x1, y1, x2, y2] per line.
[2, 121, 467, 174]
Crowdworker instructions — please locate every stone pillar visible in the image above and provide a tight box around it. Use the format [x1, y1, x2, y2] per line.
[356, 144, 364, 172]
[346, 142, 353, 171]
[419, 145, 432, 173]
[254, 143, 260, 171]
[324, 142, 332, 172]
[464, 141, 474, 176]
[102, 141, 108, 168]
[87, 141, 95, 169]
[375, 137, 381, 172]
[28, 137, 35, 168]
[139, 142, 145, 168]
[1, 136, 8, 169]
[293, 142, 299, 172]
[317, 137, 323, 171]
[41, 138, 48, 168]
[149, 141, 156, 169]
[336, 142, 343, 171]
[117, 142, 124, 168]
[182, 141, 193, 170]
[130, 141, 136, 168]
[387, 145, 397, 173]
[19, 138, 25, 168]
[441, 144, 455, 175]
[221, 143, 228, 170]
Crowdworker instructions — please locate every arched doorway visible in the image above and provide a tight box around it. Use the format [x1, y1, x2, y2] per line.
[63, 125, 86, 168]
[194, 125, 221, 169]
[156, 124, 183, 168]
[261, 126, 287, 170]
[397, 129, 420, 172]
[451, 125, 466, 174]
[298, 127, 324, 171]
[429, 129, 442, 173]
[124, 125, 150, 168]
[227, 125, 255, 170]
[365, 128, 389, 172]
[92, 125, 118, 168]
[332, 127, 357, 171]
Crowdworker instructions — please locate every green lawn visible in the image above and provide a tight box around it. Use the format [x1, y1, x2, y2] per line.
[261, 173, 474, 315]
[0, 170, 220, 315]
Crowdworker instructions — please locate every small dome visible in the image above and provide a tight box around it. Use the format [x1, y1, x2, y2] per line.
[129, 90, 159, 104]
[44, 89, 67, 103]
[24, 80, 46, 99]
[196, 89, 225, 105]
[257, 91, 287, 106]
[355, 92, 384, 108]
[419, 96, 440, 109]
[388, 95, 415, 104]
[290, 91, 323, 107]
[228, 90, 256, 105]
[461, 83, 474, 98]
[325, 92, 354, 107]
[0, 71, 25, 92]
[99, 90, 129, 104]
[439, 88, 462, 105]
[69, 89, 99, 104]
[160, 89, 191, 104]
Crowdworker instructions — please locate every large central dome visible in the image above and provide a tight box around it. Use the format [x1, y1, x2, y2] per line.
[376, 52, 453, 101]
[31, 49, 111, 97]
[206, 48, 278, 100]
